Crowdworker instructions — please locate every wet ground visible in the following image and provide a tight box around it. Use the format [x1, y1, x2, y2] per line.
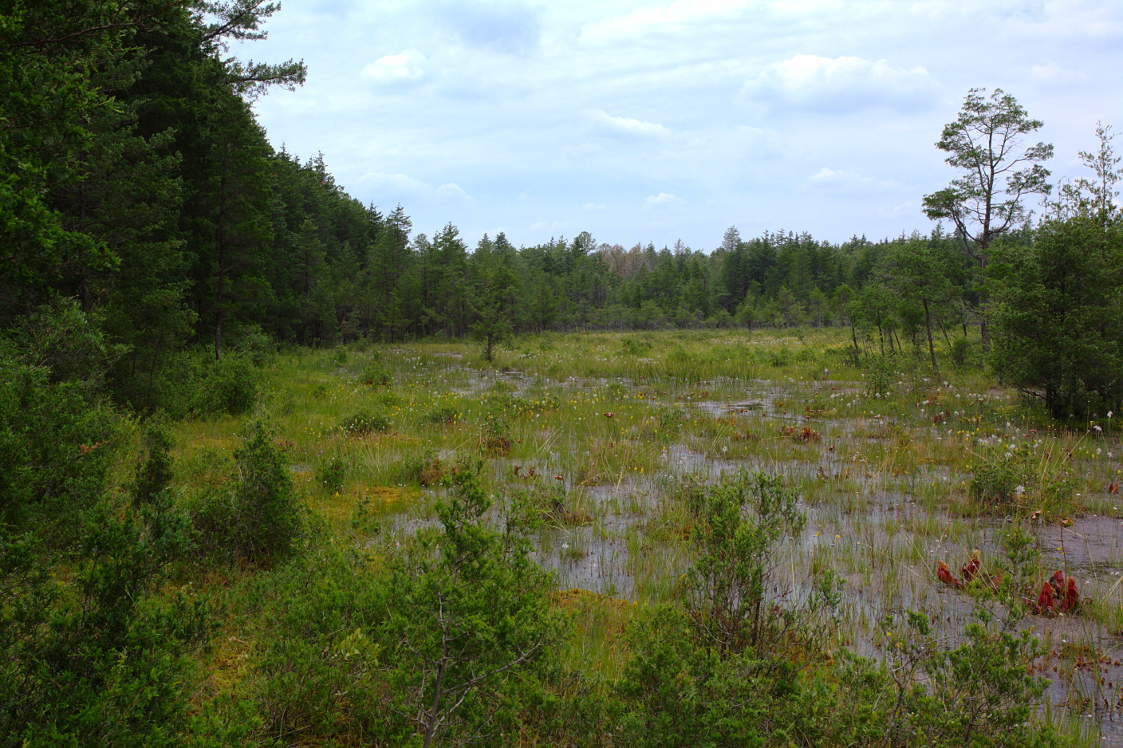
[377, 368, 1123, 741]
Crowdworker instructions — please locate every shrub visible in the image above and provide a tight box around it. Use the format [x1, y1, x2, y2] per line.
[130, 423, 174, 505]
[358, 361, 391, 387]
[423, 403, 461, 425]
[199, 353, 258, 415]
[990, 217, 1123, 420]
[967, 442, 1074, 516]
[683, 470, 805, 652]
[0, 354, 119, 531]
[863, 353, 895, 397]
[949, 337, 971, 368]
[316, 454, 346, 493]
[881, 611, 1056, 745]
[340, 411, 390, 436]
[195, 422, 300, 563]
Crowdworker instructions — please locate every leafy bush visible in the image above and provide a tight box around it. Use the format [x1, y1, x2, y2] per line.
[881, 611, 1057, 745]
[250, 464, 561, 746]
[682, 470, 805, 652]
[316, 454, 346, 493]
[1, 503, 209, 746]
[0, 354, 119, 531]
[863, 353, 895, 397]
[13, 296, 125, 390]
[195, 422, 300, 563]
[423, 403, 461, 425]
[130, 422, 174, 505]
[340, 411, 390, 436]
[949, 337, 971, 368]
[968, 442, 1074, 516]
[197, 352, 258, 415]
[358, 360, 392, 387]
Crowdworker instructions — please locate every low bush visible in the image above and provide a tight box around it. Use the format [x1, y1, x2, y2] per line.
[340, 411, 390, 436]
[194, 422, 301, 563]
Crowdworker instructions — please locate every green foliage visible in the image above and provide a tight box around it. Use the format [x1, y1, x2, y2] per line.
[423, 402, 463, 425]
[863, 353, 896, 397]
[198, 352, 259, 416]
[881, 611, 1057, 746]
[682, 470, 805, 652]
[195, 422, 301, 563]
[950, 337, 972, 368]
[248, 464, 561, 746]
[316, 453, 347, 493]
[13, 297, 127, 390]
[340, 410, 391, 436]
[359, 360, 392, 386]
[131, 422, 174, 505]
[1, 503, 209, 747]
[0, 353, 119, 531]
[376, 464, 562, 745]
[967, 441, 1075, 516]
[990, 217, 1123, 420]
[615, 604, 805, 746]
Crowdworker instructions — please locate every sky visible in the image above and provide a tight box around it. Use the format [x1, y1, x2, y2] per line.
[236, 0, 1123, 252]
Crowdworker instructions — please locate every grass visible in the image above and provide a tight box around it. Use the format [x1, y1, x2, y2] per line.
[159, 327, 1123, 740]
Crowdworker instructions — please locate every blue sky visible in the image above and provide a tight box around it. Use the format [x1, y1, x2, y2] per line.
[239, 0, 1123, 251]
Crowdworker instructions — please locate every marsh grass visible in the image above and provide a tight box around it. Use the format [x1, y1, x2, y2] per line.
[158, 328, 1123, 741]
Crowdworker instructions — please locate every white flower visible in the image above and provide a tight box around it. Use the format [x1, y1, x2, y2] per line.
[1014, 485, 1026, 496]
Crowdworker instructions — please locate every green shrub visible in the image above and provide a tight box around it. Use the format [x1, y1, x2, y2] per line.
[881, 611, 1057, 745]
[316, 454, 346, 493]
[358, 361, 392, 387]
[340, 411, 390, 436]
[967, 442, 1074, 516]
[130, 423, 174, 505]
[0, 354, 120, 531]
[195, 422, 300, 563]
[949, 337, 971, 368]
[863, 353, 895, 397]
[423, 403, 461, 424]
[199, 352, 258, 415]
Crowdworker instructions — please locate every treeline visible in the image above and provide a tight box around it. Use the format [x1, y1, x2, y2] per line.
[4, 3, 1123, 421]
[0, 0, 981, 416]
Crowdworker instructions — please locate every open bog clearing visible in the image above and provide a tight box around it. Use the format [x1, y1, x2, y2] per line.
[175, 328, 1123, 742]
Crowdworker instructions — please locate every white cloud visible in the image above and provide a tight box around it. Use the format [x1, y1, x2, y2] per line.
[1029, 63, 1088, 86]
[589, 110, 671, 139]
[362, 49, 427, 84]
[645, 192, 681, 206]
[742, 54, 935, 113]
[581, 0, 752, 43]
[808, 167, 896, 192]
[357, 170, 430, 195]
[436, 182, 471, 201]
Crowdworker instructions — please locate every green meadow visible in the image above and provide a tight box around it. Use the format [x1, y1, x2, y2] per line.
[160, 329, 1122, 744]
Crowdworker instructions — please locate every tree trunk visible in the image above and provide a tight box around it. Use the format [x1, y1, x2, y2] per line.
[923, 298, 938, 371]
[938, 317, 952, 347]
[214, 316, 223, 361]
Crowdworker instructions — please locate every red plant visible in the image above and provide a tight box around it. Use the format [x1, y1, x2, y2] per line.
[1063, 576, 1079, 612]
[1032, 571, 1079, 615]
[1109, 480, 1119, 495]
[937, 561, 962, 589]
[961, 550, 980, 582]
[798, 426, 820, 443]
[1037, 582, 1055, 614]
